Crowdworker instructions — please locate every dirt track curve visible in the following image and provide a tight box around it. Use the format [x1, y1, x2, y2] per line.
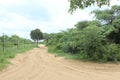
[0, 45, 120, 80]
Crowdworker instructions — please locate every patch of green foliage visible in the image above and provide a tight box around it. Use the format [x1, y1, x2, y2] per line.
[68, 0, 110, 13]
[46, 5, 120, 63]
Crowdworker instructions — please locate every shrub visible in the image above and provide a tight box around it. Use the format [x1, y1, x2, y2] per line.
[105, 44, 120, 62]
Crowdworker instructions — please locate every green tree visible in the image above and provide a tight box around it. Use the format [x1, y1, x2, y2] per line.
[92, 5, 120, 25]
[30, 28, 43, 47]
[10, 35, 19, 44]
[9, 35, 20, 48]
[92, 5, 120, 43]
[92, 9, 114, 25]
[80, 26, 106, 60]
[1, 35, 9, 42]
[75, 21, 88, 30]
[68, 0, 110, 13]
[75, 20, 101, 30]
[88, 20, 101, 27]
[43, 33, 49, 40]
[43, 33, 50, 45]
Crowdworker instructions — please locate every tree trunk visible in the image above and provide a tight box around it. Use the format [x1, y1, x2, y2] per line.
[37, 40, 39, 47]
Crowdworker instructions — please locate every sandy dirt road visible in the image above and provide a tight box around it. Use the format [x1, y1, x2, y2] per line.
[0, 45, 120, 80]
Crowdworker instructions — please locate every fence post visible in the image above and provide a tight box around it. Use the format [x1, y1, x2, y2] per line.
[24, 39, 25, 48]
[2, 33, 5, 52]
[17, 39, 18, 49]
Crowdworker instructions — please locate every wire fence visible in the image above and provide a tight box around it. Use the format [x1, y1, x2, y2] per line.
[0, 33, 34, 53]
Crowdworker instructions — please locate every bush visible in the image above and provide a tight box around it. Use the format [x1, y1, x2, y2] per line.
[47, 25, 120, 62]
[104, 44, 120, 62]
[80, 26, 105, 59]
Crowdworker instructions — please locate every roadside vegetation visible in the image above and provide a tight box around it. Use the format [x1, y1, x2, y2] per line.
[0, 34, 35, 70]
[46, 5, 120, 62]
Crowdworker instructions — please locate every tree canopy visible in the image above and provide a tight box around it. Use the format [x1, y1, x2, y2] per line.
[30, 28, 43, 46]
[92, 5, 120, 44]
[69, 0, 110, 13]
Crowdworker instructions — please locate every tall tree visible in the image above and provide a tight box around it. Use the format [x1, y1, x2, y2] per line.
[68, 0, 110, 13]
[92, 5, 120, 43]
[30, 28, 43, 47]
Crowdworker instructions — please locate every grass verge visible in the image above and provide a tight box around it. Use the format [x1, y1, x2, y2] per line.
[48, 46, 88, 61]
[48, 46, 120, 63]
[0, 44, 36, 71]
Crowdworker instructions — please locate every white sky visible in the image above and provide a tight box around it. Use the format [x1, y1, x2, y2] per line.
[0, 0, 120, 39]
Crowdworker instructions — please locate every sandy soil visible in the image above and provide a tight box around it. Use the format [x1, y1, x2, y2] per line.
[0, 45, 120, 80]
